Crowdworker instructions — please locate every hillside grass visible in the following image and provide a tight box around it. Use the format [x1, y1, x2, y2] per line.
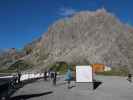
[48, 62, 129, 76]
[0, 60, 33, 73]
[48, 62, 68, 74]
[0, 59, 129, 77]
[97, 67, 129, 76]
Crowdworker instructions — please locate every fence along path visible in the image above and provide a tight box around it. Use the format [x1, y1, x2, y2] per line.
[20, 72, 44, 81]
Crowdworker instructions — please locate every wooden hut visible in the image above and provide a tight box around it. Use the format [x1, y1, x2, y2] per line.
[91, 64, 105, 73]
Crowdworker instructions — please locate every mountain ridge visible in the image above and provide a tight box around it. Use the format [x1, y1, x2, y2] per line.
[1, 9, 133, 73]
[29, 9, 133, 73]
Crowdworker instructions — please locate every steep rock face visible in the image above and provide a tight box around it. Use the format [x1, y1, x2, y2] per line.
[34, 9, 133, 72]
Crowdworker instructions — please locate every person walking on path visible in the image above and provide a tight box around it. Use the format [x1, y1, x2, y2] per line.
[127, 73, 132, 83]
[17, 71, 21, 83]
[44, 70, 47, 81]
[65, 69, 73, 89]
[53, 71, 57, 86]
[50, 71, 54, 80]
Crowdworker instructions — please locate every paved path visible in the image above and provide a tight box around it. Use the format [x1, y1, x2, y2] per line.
[10, 75, 133, 100]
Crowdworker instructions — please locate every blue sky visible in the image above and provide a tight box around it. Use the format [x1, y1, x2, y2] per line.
[0, 0, 133, 49]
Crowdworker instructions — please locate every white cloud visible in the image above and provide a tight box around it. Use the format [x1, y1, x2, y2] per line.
[58, 7, 77, 17]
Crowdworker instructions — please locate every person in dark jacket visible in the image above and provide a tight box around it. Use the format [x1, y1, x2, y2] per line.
[44, 70, 47, 81]
[127, 73, 132, 82]
[17, 71, 21, 83]
[50, 71, 54, 80]
[53, 71, 57, 86]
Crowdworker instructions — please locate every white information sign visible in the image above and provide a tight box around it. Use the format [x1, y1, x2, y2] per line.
[76, 65, 93, 82]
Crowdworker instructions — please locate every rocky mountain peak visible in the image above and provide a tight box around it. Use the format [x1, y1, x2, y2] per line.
[28, 9, 133, 73]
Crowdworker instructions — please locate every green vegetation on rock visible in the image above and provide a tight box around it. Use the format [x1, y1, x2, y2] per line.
[97, 67, 129, 76]
[0, 60, 33, 73]
[48, 62, 68, 74]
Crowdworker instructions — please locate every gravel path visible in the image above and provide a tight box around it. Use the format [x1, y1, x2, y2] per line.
[10, 75, 133, 100]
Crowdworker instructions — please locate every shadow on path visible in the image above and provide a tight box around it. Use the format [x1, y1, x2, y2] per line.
[56, 82, 67, 87]
[0, 78, 42, 100]
[93, 81, 102, 90]
[68, 85, 76, 89]
[9, 91, 53, 100]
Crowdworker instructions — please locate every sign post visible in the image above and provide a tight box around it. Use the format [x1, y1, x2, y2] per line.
[76, 65, 93, 90]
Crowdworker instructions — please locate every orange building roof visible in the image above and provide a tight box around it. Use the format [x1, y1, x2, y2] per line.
[91, 64, 105, 73]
